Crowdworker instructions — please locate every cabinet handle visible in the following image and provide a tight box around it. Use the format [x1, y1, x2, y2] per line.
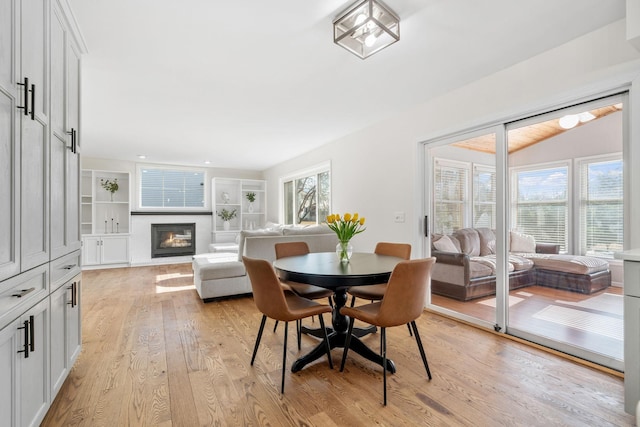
[30, 83, 35, 120]
[11, 287, 35, 298]
[29, 315, 35, 352]
[17, 77, 29, 116]
[67, 282, 77, 308]
[62, 264, 76, 270]
[73, 282, 78, 307]
[17, 320, 29, 358]
[66, 128, 77, 153]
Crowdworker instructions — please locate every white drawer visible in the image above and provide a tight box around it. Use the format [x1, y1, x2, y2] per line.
[50, 250, 82, 291]
[0, 265, 49, 331]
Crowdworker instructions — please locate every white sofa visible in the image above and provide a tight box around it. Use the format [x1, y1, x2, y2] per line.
[192, 225, 339, 301]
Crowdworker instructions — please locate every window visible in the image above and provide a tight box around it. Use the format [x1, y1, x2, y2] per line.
[512, 164, 569, 252]
[473, 165, 496, 229]
[282, 163, 330, 225]
[140, 167, 205, 209]
[578, 155, 623, 258]
[433, 159, 468, 234]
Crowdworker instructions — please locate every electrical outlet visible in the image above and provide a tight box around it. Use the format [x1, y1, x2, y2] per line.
[394, 212, 405, 223]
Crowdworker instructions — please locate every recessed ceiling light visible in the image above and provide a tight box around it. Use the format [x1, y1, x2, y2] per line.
[558, 115, 579, 129]
[137, 155, 147, 159]
[204, 160, 211, 165]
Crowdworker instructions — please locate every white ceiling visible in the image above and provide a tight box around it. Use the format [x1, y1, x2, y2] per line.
[69, 0, 626, 171]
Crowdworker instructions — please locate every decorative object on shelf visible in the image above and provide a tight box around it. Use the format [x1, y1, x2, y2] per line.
[221, 191, 230, 204]
[333, 0, 400, 59]
[246, 192, 256, 213]
[218, 208, 237, 231]
[100, 178, 119, 201]
[326, 212, 366, 263]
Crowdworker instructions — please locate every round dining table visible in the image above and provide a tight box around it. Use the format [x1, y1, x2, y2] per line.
[273, 251, 402, 373]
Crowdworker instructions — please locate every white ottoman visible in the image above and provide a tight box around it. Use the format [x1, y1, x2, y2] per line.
[192, 253, 250, 301]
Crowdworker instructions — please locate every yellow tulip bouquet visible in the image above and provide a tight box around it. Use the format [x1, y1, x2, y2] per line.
[326, 212, 366, 262]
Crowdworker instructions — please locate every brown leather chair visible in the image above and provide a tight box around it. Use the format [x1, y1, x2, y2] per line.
[274, 242, 335, 349]
[243, 256, 333, 394]
[347, 242, 411, 306]
[339, 258, 436, 405]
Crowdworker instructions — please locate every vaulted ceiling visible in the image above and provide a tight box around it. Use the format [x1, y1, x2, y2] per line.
[69, 0, 626, 170]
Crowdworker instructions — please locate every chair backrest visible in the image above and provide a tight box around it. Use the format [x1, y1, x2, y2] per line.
[374, 242, 411, 260]
[377, 258, 436, 327]
[243, 256, 290, 320]
[274, 241, 310, 260]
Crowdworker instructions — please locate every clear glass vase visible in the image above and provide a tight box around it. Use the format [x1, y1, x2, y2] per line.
[336, 240, 353, 263]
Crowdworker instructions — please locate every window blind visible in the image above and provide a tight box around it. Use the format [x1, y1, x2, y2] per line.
[473, 166, 496, 229]
[514, 166, 568, 251]
[580, 158, 623, 258]
[140, 168, 204, 208]
[434, 160, 468, 234]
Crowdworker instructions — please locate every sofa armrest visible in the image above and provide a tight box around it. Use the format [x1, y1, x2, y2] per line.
[432, 250, 469, 266]
[536, 243, 560, 254]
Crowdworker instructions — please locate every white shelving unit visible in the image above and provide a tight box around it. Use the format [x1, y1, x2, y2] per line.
[212, 178, 267, 243]
[81, 170, 131, 267]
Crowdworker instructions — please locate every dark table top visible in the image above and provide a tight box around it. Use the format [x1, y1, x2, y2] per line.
[273, 252, 401, 289]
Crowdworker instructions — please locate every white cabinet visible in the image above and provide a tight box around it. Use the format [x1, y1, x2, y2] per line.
[82, 235, 130, 267]
[0, 298, 50, 427]
[50, 2, 82, 261]
[81, 169, 131, 268]
[50, 274, 81, 397]
[212, 178, 267, 243]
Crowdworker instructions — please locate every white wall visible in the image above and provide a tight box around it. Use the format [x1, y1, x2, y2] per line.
[263, 19, 640, 256]
[81, 157, 263, 265]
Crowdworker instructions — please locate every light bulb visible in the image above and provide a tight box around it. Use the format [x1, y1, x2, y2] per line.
[365, 34, 377, 47]
[355, 14, 366, 26]
[578, 112, 595, 123]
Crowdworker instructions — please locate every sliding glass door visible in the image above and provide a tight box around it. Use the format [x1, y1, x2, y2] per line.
[425, 93, 626, 370]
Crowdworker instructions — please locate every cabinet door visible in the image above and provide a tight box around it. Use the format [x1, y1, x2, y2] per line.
[81, 237, 101, 266]
[18, 298, 49, 427]
[0, 319, 19, 427]
[49, 284, 67, 396]
[0, 0, 21, 281]
[66, 277, 81, 365]
[101, 236, 129, 264]
[21, 0, 47, 120]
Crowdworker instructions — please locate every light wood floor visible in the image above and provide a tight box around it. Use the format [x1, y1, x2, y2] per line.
[42, 264, 635, 426]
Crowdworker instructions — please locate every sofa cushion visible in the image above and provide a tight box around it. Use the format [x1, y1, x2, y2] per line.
[282, 224, 332, 235]
[453, 228, 481, 256]
[476, 228, 496, 256]
[193, 254, 246, 280]
[471, 256, 515, 275]
[510, 231, 536, 253]
[237, 229, 283, 260]
[526, 254, 609, 275]
[508, 255, 534, 271]
[468, 259, 495, 279]
[433, 235, 460, 253]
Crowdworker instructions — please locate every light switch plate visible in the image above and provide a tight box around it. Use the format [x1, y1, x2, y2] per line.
[394, 212, 405, 223]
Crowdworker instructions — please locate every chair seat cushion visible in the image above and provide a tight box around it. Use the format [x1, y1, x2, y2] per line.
[285, 282, 333, 300]
[348, 283, 387, 301]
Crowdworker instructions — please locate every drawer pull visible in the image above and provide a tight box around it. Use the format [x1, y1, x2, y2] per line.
[62, 264, 77, 270]
[12, 287, 35, 298]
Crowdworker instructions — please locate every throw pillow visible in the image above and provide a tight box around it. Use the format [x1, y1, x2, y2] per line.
[433, 235, 460, 253]
[510, 231, 536, 253]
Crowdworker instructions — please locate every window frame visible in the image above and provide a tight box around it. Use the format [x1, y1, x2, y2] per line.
[575, 152, 623, 259]
[136, 164, 209, 211]
[510, 160, 571, 253]
[280, 161, 331, 226]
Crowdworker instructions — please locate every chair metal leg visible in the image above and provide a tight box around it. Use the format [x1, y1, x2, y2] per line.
[273, 320, 278, 333]
[382, 327, 387, 406]
[407, 323, 413, 337]
[410, 321, 432, 380]
[339, 317, 356, 371]
[296, 319, 301, 350]
[251, 315, 267, 365]
[328, 296, 334, 308]
[350, 295, 356, 307]
[318, 314, 333, 369]
[282, 321, 288, 394]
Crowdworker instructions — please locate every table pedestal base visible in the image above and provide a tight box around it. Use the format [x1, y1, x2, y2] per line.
[291, 330, 396, 374]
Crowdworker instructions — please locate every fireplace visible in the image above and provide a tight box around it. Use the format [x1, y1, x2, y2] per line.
[151, 223, 196, 258]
